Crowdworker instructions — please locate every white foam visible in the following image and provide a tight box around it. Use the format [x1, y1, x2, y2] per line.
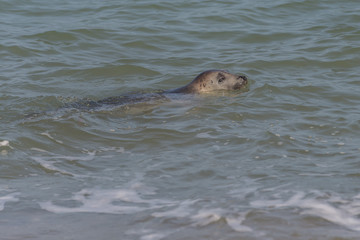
[30, 148, 99, 177]
[40, 131, 63, 144]
[0, 192, 19, 211]
[0, 140, 10, 147]
[0, 140, 13, 153]
[191, 208, 223, 226]
[31, 147, 49, 153]
[301, 199, 360, 231]
[43, 185, 255, 235]
[191, 208, 252, 232]
[140, 232, 167, 240]
[126, 228, 171, 240]
[41, 188, 145, 214]
[251, 191, 360, 232]
[31, 156, 75, 176]
[40, 187, 174, 215]
[226, 214, 253, 232]
[152, 201, 253, 232]
[196, 132, 215, 138]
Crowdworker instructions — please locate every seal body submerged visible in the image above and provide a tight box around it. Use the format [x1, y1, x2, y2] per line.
[71, 70, 248, 109]
[89, 70, 247, 107]
[26, 70, 248, 117]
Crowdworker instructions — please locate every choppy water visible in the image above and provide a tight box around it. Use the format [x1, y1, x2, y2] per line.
[1, 0, 360, 239]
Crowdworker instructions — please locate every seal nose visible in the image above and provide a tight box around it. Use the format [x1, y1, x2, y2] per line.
[238, 75, 247, 82]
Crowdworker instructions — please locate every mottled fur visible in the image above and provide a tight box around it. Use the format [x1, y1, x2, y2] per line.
[167, 70, 247, 94]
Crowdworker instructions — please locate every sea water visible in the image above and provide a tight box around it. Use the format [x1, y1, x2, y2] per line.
[1, 0, 360, 239]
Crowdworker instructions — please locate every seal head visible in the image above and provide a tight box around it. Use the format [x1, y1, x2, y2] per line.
[168, 70, 248, 94]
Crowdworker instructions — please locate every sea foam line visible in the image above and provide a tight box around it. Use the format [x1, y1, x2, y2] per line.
[251, 191, 360, 232]
[40, 187, 175, 214]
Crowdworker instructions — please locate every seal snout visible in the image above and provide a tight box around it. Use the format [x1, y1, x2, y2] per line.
[237, 75, 248, 86]
[238, 75, 247, 81]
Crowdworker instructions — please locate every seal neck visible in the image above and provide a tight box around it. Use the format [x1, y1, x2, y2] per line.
[166, 84, 196, 94]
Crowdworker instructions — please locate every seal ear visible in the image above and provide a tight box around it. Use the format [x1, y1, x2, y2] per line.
[217, 73, 226, 83]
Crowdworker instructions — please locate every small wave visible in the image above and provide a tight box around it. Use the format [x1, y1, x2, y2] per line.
[30, 146, 126, 177]
[196, 132, 216, 138]
[126, 228, 170, 240]
[0, 192, 19, 211]
[152, 200, 252, 232]
[251, 191, 360, 232]
[0, 140, 12, 156]
[40, 188, 147, 214]
[40, 131, 64, 144]
[40, 187, 175, 214]
[40, 185, 253, 233]
[23, 30, 78, 43]
[192, 208, 252, 232]
[31, 155, 76, 177]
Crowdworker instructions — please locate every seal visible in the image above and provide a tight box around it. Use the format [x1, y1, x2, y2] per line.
[71, 70, 248, 109]
[167, 70, 248, 94]
[25, 70, 248, 118]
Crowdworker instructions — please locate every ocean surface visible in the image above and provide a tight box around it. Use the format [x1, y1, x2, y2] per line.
[1, 0, 360, 239]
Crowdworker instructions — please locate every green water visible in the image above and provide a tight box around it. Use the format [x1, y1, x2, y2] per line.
[1, 0, 360, 239]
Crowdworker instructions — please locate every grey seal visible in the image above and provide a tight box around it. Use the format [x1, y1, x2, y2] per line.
[25, 70, 248, 117]
[84, 70, 248, 107]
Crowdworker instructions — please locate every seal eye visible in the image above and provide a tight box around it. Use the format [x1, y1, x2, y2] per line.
[217, 73, 226, 83]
